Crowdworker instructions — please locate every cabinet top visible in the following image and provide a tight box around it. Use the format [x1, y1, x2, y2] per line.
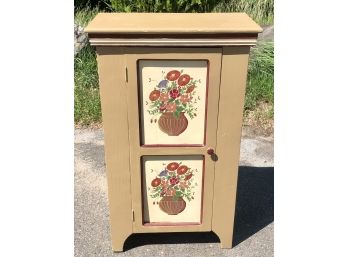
[85, 13, 262, 34]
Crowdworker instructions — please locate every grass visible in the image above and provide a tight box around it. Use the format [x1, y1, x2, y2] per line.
[74, 6, 100, 27]
[243, 41, 274, 135]
[75, 0, 274, 26]
[245, 41, 274, 112]
[74, 44, 101, 125]
[212, 0, 274, 25]
[74, 7, 101, 126]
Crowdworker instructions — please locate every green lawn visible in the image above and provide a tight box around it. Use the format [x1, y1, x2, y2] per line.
[245, 42, 274, 116]
[74, 45, 101, 125]
[74, 6, 100, 27]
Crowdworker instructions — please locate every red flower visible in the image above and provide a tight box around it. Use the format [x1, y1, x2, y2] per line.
[177, 165, 188, 175]
[186, 85, 195, 94]
[167, 162, 179, 171]
[159, 103, 167, 112]
[149, 89, 160, 101]
[184, 174, 193, 181]
[169, 88, 180, 99]
[178, 74, 191, 86]
[151, 178, 161, 187]
[169, 177, 179, 185]
[166, 70, 181, 81]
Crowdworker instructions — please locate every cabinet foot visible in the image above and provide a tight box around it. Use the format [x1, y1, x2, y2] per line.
[111, 233, 131, 252]
[213, 230, 233, 249]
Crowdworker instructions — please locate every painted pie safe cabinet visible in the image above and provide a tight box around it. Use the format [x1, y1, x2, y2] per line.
[85, 13, 262, 251]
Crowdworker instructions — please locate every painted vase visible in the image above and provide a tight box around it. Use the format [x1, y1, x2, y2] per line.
[159, 196, 186, 215]
[158, 112, 188, 136]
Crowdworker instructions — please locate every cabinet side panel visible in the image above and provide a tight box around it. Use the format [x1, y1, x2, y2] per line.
[212, 46, 250, 248]
[96, 47, 132, 251]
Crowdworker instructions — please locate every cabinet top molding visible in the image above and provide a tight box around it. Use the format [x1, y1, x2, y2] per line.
[85, 13, 262, 34]
[86, 13, 262, 46]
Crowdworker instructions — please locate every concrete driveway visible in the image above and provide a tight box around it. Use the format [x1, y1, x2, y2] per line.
[74, 128, 274, 257]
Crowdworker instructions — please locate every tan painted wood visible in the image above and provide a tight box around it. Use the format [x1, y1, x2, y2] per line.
[124, 48, 222, 233]
[85, 13, 262, 34]
[95, 47, 133, 251]
[88, 37, 258, 47]
[212, 46, 251, 248]
[94, 44, 253, 249]
[139, 147, 207, 156]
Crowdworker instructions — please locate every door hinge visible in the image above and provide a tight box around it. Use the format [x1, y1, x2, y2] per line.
[125, 66, 128, 83]
[132, 210, 135, 222]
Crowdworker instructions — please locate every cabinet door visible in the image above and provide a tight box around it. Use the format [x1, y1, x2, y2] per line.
[125, 48, 222, 233]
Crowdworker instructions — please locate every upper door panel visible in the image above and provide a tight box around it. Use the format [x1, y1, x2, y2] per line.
[138, 59, 209, 146]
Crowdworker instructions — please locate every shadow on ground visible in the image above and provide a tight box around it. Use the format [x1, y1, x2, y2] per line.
[232, 166, 274, 246]
[123, 166, 274, 251]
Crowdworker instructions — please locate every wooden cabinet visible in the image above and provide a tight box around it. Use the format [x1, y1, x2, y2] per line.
[86, 13, 262, 252]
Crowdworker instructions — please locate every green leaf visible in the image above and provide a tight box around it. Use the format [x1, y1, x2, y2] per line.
[175, 191, 182, 197]
[173, 111, 180, 118]
[176, 106, 184, 112]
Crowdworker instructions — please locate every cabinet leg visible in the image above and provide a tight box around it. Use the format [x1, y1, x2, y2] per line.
[220, 235, 233, 249]
[213, 230, 233, 249]
[111, 233, 132, 252]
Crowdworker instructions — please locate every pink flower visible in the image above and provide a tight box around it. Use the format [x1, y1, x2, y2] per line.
[179, 181, 188, 189]
[166, 188, 176, 196]
[160, 189, 167, 196]
[180, 94, 191, 104]
[161, 179, 168, 188]
[166, 103, 176, 112]
[159, 93, 169, 102]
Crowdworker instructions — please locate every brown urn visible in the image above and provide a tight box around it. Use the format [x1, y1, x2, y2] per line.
[159, 196, 186, 215]
[158, 112, 188, 136]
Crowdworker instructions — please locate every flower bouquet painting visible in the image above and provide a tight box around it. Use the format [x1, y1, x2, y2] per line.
[146, 69, 202, 136]
[148, 161, 198, 215]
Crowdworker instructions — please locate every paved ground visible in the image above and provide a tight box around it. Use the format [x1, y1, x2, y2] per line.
[75, 128, 274, 257]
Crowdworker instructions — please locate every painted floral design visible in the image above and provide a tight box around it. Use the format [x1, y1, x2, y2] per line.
[148, 161, 198, 215]
[146, 69, 201, 136]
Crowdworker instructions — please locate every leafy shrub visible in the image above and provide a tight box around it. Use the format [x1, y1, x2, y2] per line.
[74, 45, 101, 125]
[248, 41, 274, 78]
[245, 41, 274, 110]
[75, 0, 105, 10]
[213, 0, 274, 24]
[74, 44, 99, 89]
[75, 6, 100, 27]
[101, 0, 273, 24]
[104, 0, 218, 13]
